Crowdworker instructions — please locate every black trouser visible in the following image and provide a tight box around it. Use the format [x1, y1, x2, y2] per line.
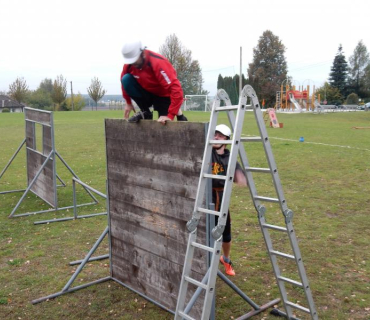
[213, 188, 231, 243]
[121, 73, 171, 116]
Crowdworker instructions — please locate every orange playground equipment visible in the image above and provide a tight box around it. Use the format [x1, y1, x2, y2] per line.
[276, 83, 321, 112]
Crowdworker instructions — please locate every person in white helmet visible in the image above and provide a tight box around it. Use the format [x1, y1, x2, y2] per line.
[120, 40, 187, 124]
[212, 124, 247, 276]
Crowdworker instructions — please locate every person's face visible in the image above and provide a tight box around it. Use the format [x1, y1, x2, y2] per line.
[131, 54, 144, 69]
[213, 131, 227, 149]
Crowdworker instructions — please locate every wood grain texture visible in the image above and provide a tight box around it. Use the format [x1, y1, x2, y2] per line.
[27, 149, 55, 207]
[106, 119, 208, 315]
[25, 108, 52, 126]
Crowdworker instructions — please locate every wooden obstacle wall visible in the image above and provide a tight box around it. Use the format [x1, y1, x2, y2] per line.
[25, 108, 56, 207]
[105, 120, 208, 315]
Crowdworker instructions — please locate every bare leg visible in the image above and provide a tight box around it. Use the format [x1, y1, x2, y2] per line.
[222, 241, 231, 260]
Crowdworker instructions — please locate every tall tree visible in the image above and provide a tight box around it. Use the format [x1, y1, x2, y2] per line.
[217, 74, 249, 104]
[316, 82, 343, 105]
[51, 75, 67, 111]
[159, 34, 207, 95]
[348, 40, 369, 96]
[247, 30, 288, 107]
[65, 93, 85, 111]
[38, 78, 53, 94]
[27, 88, 53, 110]
[329, 45, 348, 97]
[87, 77, 106, 110]
[8, 77, 29, 103]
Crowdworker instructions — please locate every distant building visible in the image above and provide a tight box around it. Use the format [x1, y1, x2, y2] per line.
[0, 95, 25, 113]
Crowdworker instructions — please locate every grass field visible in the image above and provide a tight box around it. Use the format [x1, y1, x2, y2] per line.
[0, 109, 370, 320]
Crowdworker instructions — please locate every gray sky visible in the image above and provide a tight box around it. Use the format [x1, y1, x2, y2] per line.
[1, 0, 369, 96]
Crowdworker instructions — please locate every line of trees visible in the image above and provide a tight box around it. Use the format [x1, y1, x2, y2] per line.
[4, 75, 107, 111]
[217, 33, 370, 107]
[3, 32, 369, 111]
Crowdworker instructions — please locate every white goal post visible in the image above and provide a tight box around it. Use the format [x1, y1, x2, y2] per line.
[183, 95, 212, 112]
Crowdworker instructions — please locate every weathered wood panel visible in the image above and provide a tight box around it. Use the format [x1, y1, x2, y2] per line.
[27, 149, 56, 207]
[43, 126, 53, 155]
[25, 108, 52, 126]
[25, 121, 35, 149]
[106, 120, 207, 316]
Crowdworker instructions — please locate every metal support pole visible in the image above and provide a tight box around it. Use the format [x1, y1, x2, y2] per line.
[63, 226, 109, 292]
[9, 151, 53, 218]
[0, 138, 26, 180]
[32, 277, 111, 305]
[69, 254, 109, 266]
[56, 151, 99, 203]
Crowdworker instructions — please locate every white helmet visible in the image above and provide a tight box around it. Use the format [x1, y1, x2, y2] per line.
[121, 40, 143, 64]
[215, 124, 231, 138]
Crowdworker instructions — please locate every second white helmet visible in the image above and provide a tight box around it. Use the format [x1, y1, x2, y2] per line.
[215, 124, 232, 138]
[121, 40, 143, 64]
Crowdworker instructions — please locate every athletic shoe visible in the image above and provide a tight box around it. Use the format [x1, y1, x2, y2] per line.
[177, 114, 188, 121]
[220, 256, 236, 276]
[128, 111, 153, 123]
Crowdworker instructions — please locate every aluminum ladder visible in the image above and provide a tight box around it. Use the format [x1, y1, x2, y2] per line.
[175, 85, 318, 320]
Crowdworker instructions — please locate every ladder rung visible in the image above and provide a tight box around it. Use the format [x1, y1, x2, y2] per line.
[285, 301, 310, 313]
[191, 241, 215, 253]
[184, 276, 207, 289]
[262, 223, 287, 232]
[214, 105, 239, 111]
[254, 196, 279, 203]
[241, 136, 262, 142]
[245, 167, 271, 173]
[197, 207, 220, 216]
[270, 250, 295, 260]
[209, 139, 232, 145]
[278, 276, 303, 288]
[178, 311, 196, 320]
[203, 173, 227, 180]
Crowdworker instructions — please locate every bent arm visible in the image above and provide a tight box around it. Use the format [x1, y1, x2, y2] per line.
[234, 168, 247, 186]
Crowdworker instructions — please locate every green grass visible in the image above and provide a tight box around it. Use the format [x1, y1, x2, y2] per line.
[1, 110, 370, 319]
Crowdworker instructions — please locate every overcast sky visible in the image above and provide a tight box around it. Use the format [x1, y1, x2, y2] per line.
[0, 0, 369, 96]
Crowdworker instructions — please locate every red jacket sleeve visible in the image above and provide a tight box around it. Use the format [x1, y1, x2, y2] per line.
[150, 58, 184, 120]
[120, 65, 132, 105]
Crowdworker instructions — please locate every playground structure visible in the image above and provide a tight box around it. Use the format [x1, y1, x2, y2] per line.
[276, 82, 321, 112]
[0, 107, 106, 224]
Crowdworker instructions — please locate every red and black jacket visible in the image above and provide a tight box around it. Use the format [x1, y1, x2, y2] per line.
[120, 49, 184, 120]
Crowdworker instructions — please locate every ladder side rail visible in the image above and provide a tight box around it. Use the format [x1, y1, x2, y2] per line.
[285, 220, 318, 319]
[191, 97, 221, 223]
[200, 240, 222, 320]
[234, 88, 294, 318]
[201, 89, 245, 320]
[246, 86, 289, 214]
[214, 103, 247, 234]
[258, 208, 294, 318]
[244, 85, 318, 319]
[175, 232, 198, 320]
[225, 95, 262, 213]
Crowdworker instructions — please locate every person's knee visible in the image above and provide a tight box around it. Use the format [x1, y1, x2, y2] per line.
[223, 234, 231, 243]
[121, 74, 134, 91]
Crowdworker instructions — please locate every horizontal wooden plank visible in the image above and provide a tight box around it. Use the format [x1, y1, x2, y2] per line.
[105, 119, 206, 148]
[110, 219, 207, 269]
[109, 200, 206, 243]
[107, 162, 199, 200]
[108, 181, 205, 222]
[25, 108, 52, 125]
[111, 244, 204, 316]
